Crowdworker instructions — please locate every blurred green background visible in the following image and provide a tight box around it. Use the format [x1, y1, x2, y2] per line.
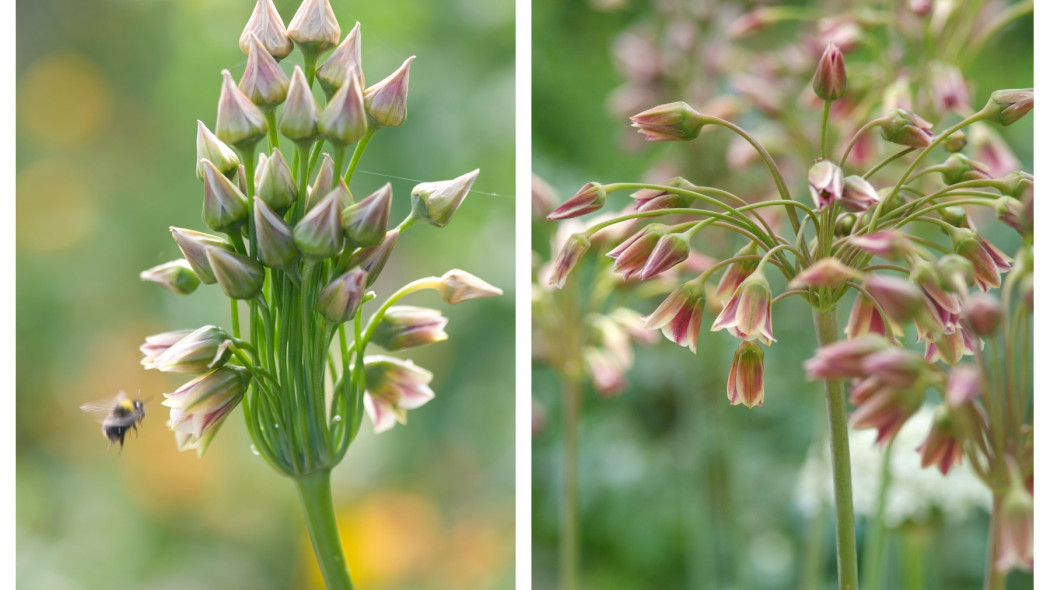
[532, 1, 1033, 589]
[17, 1, 514, 589]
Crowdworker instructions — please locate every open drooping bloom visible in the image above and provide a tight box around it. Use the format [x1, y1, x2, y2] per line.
[362, 355, 435, 433]
[711, 272, 775, 345]
[163, 366, 251, 454]
[728, 339, 764, 408]
[643, 282, 706, 353]
[916, 405, 964, 475]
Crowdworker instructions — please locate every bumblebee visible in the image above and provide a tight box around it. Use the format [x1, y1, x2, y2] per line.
[80, 391, 146, 450]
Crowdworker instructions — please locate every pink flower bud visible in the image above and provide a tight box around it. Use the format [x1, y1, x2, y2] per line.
[341, 229, 399, 287]
[547, 182, 607, 220]
[584, 347, 626, 397]
[201, 159, 250, 233]
[789, 257, 861, 289]
[140, 259, 200, 295]
[850, 384, 921, 446]
[860, 347, 926, 388]
[319, 76, 368, 146]
[239, 34, 290, 108]
[608, 224, 668, 280]
[845, 294, 898, 342]
[963, 293, 1002, 336]
[239, 0, 293, 60]
[140, 330, 194, 368]
[995, 483, 1034, 572]
[839, 175, 880, 212]
[147, 325, 232, 373]
[316, 22, 364, 98]
[807, 159, 843, 209]
[371, 306, 449, 351]
[629, 178, 694, 212]
[306, 153, 335, 210]
[317, 268, 367, 324]
[985, 88, 1033, 127]
[195, 121, 240, 181]
[864, 274, 924, 322]
[728, 340, 764, 408]
[804, 334, 888, 380]
[437, 270, 502, 305]
[364, 56, 414, 128]
[995, 197, 1027, 237]
[728, 8, 773, 38]
[531, 175, 557, 220]
[916, 405, 963, 475]
[638, 232, 690, 280]
[170, 227, 232, 285]
[945, 364, 981, 407]
[970, 124, 1019, 178]
[950, 228, 1012, 291]
[342, 183, 391, 248]
[878, 109, 934, 148]
[294, 189, 344, 260]
[164, 366, 250, 455]
[714, 243, 760, 303]
[409, 169, 479, 228]
[286, 0, 340, 56]
[254, 197, 299, 268]
[643, 282, 706, 353]
[812, 43, 848, 101]
[548, 233, 590, 290]
[629, 101, 708, 141]
[929, 61, 970, 114]
[278, 66, 320, 145]
[362, 355, 435, 433]
[215, 70, 267, 151]
[206, 247, 264, 300]
[711, 272, 776, 345]
[849, 231, 914, 259]
[256, 148, 297, 214]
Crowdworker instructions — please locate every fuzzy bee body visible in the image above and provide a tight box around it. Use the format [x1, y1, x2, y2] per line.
[81, 391, 146, 450]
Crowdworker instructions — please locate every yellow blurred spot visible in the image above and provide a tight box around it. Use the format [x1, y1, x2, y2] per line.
[17, 158, 97, 253]
[19, 51, 112, 147]
[432, 516, 512, 589]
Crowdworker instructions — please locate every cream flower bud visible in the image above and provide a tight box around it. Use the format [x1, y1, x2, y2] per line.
[643, 282, 706, 353]
[256, 148, 297, 213]
[253, 197, 299, 268]
[637, 232, 690, 279]
[206, 247, 264, 300]
[840, 175, 880, 212]
[409, 169, 479, 228]
[140, 259, 200, 295]
[318, 268, 367, 323]
[239, 34, 290, 108]
[342, 183, 391, 248]
[306, 153, 335, 209]
[170, 227, 232, 285]
[985, 88, 1033, 127]
[319, 76, 368, 146]
[317, 22, 364, 98]
[437, 270, 503, 304]
[364, 56, 414, 128]
[370, 306, 449, 351]
[711, 271, 776, 345]
[215, 70, 267, 151]
[140, 330, 194, 368]
[278, 66, 319, 145]
[629, 101, 707, 141]
[147, 325, 233, 373]
[201, 159, 250, 233]
[239, 0, 293, 60]
[195, 121, 240, 181]
[788, 257, 862, 289]
[293, 190, 344, 260]
[286, 0, 340, 55]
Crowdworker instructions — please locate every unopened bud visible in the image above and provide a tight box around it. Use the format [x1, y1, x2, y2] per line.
[930, 61, 970, 113]
[278, 66, 319, 146]
[984, 89, 1033, 127]
[293, 190, 344, 260]
[370, 306, 449, 351]
[148, 325, 232, 373]
[728, 340, 765, 408]
[840, 175, 880, 212]
[353, 229, 399, 287]
[963, 293, 1002, 336]
[835, 213, 858, 236]
[201, 159, 250, 233]
[254, 197, 299, 268]
[256, 148, 297, 214]
[789, 257, 862, 289]
[319, 76, 368, 145]
[812, 43, 848, 101]
[436, 269, 502, 304]
[995, 197, 1027, 236]
[307, 153, 335, 209]
[410, 169, 479, 228]
[547, 182, 606, 220]
[878, 109, 934, 148]
[196, 121, 240, 181]
[938, 205, 969, 227]
[364, 56, 414, 127]
[240, 34, 290, 108]
[548, 233, 590, 289]
[629, 101, 707, 141]
[630, 177, 695, 212]
[317, 22, 364, 98]
[318, 268, 367, 323]
[940, 153, 991, 185]
[140, 259, 200, 295]
[286, 0, 340, 56]
[239, 0, 293, 60]
[170, 227, 232, 285]
[864, 274, 924, 322]
[342, 183, 391, 248]
[944, 130, 967, 153]
[638, 232, 690, 279]
[206, 247, 264, 300]
[849, 231, 914, 259]
[215, 70, 267, 152]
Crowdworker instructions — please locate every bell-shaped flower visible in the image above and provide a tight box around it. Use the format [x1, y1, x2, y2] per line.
[963, 293, 1002, 336]
[878, 109, 934, 148]
[849, 381, 922, 446]
[146, 325, 233, 373]
[929, 61, 970, 114]
[995, 480, 1034, 571]
[789, 257, 862, 289]
[727, 340, 764, 408]
[985, 88, 1033, 127]
[206, 247, 264, 300]
[363, 56, 414, 127]
[195, 121, 240, 181]
[643, 282, 705, 353]
[844, 294, 899, 342]
[607, 224, 667, 280]
[254, 198, 298, 268]
[317, 22, 364, 98]
[239, 0, 293, 60]
[629, 101, 707, 141]
[170, 227, 232, 285]
[278, 66, 320, 146]
[286, 0, 340, 56]
[711, 271, 776, 345]
[201, 159, 250, 232]
[916, 404, 964, 475]
[547, 182, 606, 220]
[804, 334, 888, 380]
[140, 329, 194, 368]
[293, 189, 344, 260]
[319, 76, 368, 146]
[638, 233, 690, 280]
[239, 34, 290, 108]
[370, 306, 449, 351]
[714, 243, 760, 303]
[808, 159, 843, 209]
[215, 70, 267, 151]
[256, 148, 297, 214]
[864, 274, 924, 323]
[164, 366, 251, 455]
[547, 233, 590, 289]
[436, 269, 502, 304]
[860, 347, 926, 388]
[950, 228, 1012, 291]
[409, 169, 479, 228]
[812, 42, 848, 101]
[583, 347, 626, 397]
[317, 268, 367, 323]
[140, 259, 200, 295]
[362, 355, 435, 433]
[630, 179, 693, 212]
[839, 175, 880, 212]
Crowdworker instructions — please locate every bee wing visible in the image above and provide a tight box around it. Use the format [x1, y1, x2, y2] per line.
[79, 391, 128, 422]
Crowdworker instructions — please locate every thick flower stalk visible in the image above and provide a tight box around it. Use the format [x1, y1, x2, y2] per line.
[136, 2, 502, 588]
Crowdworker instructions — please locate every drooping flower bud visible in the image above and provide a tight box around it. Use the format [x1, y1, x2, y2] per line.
[201, 159, 250, 233]
[630, 177, 695, 211]
[253, 197, 299, 268]
[583, 347, 626, 397]
[436, 269, 502, 304]
[239, 0, 293, 60]
[638, 232, 690, 279]
[370, 306, 449, 351]
[863, 274, 924, 323]
[943, 130, 967, 153]
[356, 229, 399, 287]
[195, 121, 240, 181]
[804, 334, 888, 380]
[409, 169, 479, 228]
[728, 340, 764, 408]
[164, 366, 251, 455]
[711, 271, 776, 345]
[316, 22, 364, 98]
[206, 247, 264, 300]
[984, 89, 1033, 127]
[916, 405, 964, 475]
[170, 227, 232, 285]
[546, 182, 606, 220]
[845, 294, 898, 342]
[945, 364, 981, 407]
[940, 153, 991, 185]
[950, 227, 1012, 291]
[850, 382, 922, 446]
[995, 481, 1034, 572]
[963, 293, 1002, 336]
[147, 325, 233, 373]
[278, 66, 320, 146]
[643, 281, 706, 353]
[363, 56, 414, 127]
[293, 189, 344, 260]
[342, 182, 391, 248]
[140, 259, 201, 295]
[140, 329, 194, 368]
[812, 43, 848, 101]
[362, 355, 435, 433]
[239, 34, 290, 108]
[860, 347, 926, 388]
[878, 109, 934, 148]
[789, 257, 862, 289]
[215, 70, 267, 152]
[839, 175, 880, 212]
[319, 76, 368, 146]
[714, 243, 761, 304]
[256, 148, 297, 214]
[548, 233, 590, 289]
[808, 159, 843, 209]
[849, 231, 914, 259]
[286, 0, 340, 56]
[317, 268, 367, 323]
[629, 101, 707, 141]
[608, 224, 668, 280]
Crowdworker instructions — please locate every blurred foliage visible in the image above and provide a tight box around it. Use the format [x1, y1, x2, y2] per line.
[17, 1, 514, 589]
[532, 1, 1032, 589]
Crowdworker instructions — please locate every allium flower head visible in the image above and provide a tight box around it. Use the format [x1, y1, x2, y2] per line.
[728, 340, 764, 408]
[812, 43, 848, 101]
[164, 366, 251, 454]
[140, 260, 200, 295]
[547, 182, 606, 220]
[711, 271, 776, 345]
[362, 355, 435, 433]
[643, 282, 706, 353]
[630, 101, 707, 141]
[807, 159, 843, 209]
[364, 56, 414, 128]
[239, 0, 293, 60]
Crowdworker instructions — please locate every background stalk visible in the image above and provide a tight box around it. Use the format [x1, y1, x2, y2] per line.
[560, 379, 581, 590]
[295, 469, 354, 590]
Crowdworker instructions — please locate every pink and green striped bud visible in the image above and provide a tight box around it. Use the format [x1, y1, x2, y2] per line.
[239, 0, 293, 60]
[963, 293, 1002, 336]
[860, 347, 926, 388]
[140, 259, 200, 295]
[362, 355, 435, 433]
[638, 232, 690, 279]
[727, 340, 764, 408]
[278, 66, 320, 146]
[788, 257, 862, 289]
[364, 56, 414, 128]
[146, 325, 232, 373]
[256, 148, 298, 214]
[170, 227, 232, 285]
[912, 261, 961, 314]
[630, 178, 695, 212]
[215, 70, 267, 152]
[436, 269, 503, 304]
[286, 0, 340, 56]
[839, 175, 880, 212]
[548, 233, 590, 289]
[812, 42, 848, 101]
[140, 329, 194, 368]
[863, 274, 924, 322]
[850, 382, 922, 446]
[201, 159, 250, 233]
[342, 183, 391, 248]
[984, 89, 1033, 127]
[878, 109, 934, 148]
[629, 101, 707, 141]
[206, 247, 264, 300]
[195, 121, 240, 181]
[643, 281, 706, 353]
[849, 231, 915, 259]
[317, 268, 367, 324]
[714, 243, 760, 303]
[995, 197, 1027, 237]
[805, 334, 889, 380]
[711, 271, 775, 345]
[317, 22, 364, 98]
[940, 154, 991, 185]
[319, 76, 368, 146]
[253, 197, 299, 268]
[807, 159, 843, 209]
[917, 405, 964, 475]
[945, 364, 981, 407]
[293, 190, 344, 260]
[995, 480, 1034, 572]
[845, 294, 898, 342]
[950, 228, 1012, 291]
[409, 169, 479, 228]
[371, 306, 449, 351]
[608, 223, 668, 280]
[924, 329, 975, 365]
[239, 34, 290, 108]
[164, 366, 251, 455]
[546, 182, 606, 220]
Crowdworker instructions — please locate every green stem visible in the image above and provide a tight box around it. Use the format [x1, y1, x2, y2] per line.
[984, 494, 1006, 590]
[899, 525, 929, 590]
[861, 437, 894, 590]
[820, 100, 831, 159]
[294, 469, 354, 590]
[344, 128, 376, 184]
[561, 379, 581, 590]
[814, 308, 860, 590]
